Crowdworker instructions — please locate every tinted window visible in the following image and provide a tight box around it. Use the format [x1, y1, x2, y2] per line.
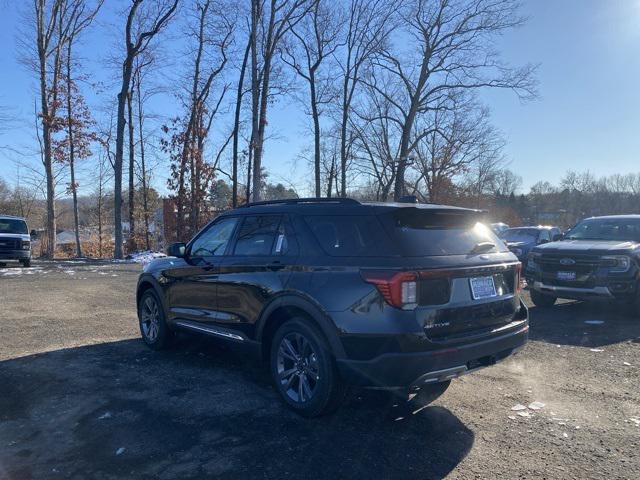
[381, 209, 508, 257]
[565, 218, 640, 242]
[190, 217, 238, 257]
[234, 215, 281, 256]
[305, 215, 394, 257]
[273, 216, 298, 256]
[0, 219, 28, 234]
[539, 230, 550, 242]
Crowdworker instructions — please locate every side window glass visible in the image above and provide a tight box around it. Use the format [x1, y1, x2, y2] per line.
[234, 215, 281, 256]
[189, 217, 238, 258]
[273, 216, 298, 256]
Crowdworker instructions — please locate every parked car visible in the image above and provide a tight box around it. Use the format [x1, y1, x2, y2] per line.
[526, 215, 640, 313]
[500, 226, 560, 267]
[0, 215, 33, 267]
[136, 198, 528, 416]
[490, 222, 509, 235]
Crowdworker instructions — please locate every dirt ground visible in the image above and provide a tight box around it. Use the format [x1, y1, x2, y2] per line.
[1, 260, 639, 479]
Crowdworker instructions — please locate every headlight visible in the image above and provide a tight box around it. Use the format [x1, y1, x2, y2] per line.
[601, 255, 631, 273]
[21, 240, 31, 250]
[527, 252, 541, 270]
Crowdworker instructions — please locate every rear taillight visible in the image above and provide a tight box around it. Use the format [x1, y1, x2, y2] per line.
[361, 270, 418, 310]
[515, 263, 522, 293]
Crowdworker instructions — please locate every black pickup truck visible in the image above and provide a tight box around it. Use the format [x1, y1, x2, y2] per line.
[525, 215, 640, 315]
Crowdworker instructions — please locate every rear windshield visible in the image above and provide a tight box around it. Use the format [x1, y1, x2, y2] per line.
[0, 219, 28, 234]
[501, 228, 539, 243]
[380, 209, 508, 257]
[304, 215, 394, 257]
[565, 218, 640, 242]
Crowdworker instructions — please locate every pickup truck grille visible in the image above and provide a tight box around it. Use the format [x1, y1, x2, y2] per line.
[0, 237, 20, 251]
[537, 254, 599, 287]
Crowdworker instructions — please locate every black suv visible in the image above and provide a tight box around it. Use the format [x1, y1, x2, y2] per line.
[526, 215, 640, 313]
[136, 199, 528, 416]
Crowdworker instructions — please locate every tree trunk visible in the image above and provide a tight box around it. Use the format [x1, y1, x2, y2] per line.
[249, 0, 260, 202]
[136, 74, 151, 251]
[65, 42, 82, 258]
[232, 38, 251, 207]
[309, 72, 321, 197]
[127, 89, 136, 252]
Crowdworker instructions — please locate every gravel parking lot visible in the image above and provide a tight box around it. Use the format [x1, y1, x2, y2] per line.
[1, 261, 639, 479]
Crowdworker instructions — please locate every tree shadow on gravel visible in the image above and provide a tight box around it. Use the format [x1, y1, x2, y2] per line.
[528, 300, 640, 348]
[0, 337, 473, 480]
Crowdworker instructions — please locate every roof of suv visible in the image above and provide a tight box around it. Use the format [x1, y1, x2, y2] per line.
[0, 214, 27, 221]
[584, 214, 640, 221]
[226, 198, 480, 216]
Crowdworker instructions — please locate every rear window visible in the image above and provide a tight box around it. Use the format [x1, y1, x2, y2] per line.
[305, 215, 394, 257]
[0, 219, 28, 234]
[381, 209, 508, 257]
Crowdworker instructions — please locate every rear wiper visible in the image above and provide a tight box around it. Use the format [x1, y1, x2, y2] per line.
[470, 242, 495, 254]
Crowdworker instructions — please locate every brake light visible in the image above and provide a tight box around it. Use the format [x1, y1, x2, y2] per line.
[361, 270, 418, 309]
[515, 263, 522, 293]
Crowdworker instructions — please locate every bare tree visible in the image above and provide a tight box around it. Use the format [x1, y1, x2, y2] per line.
[249, 0, 311, 202]
[335, 0, 396, 197]
[166, 0, 233, 239]
[61, 0, 102, 257]
[281, 0, 343, 197]
[113, 0, 177, 258]
[365, 0, 536, 200]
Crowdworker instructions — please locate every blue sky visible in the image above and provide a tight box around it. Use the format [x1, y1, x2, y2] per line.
[0, 0, 638, 196]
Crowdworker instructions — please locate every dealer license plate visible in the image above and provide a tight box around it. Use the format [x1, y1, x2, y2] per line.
[556, 271, 576, 281]
[469, 276, 497, 300]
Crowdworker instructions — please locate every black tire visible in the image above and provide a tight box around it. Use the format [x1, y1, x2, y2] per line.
[270, 317, 346, 417]
[137, 290, 173, 350]
[530, 289, 557, 308]
[20, 259, 31, 268]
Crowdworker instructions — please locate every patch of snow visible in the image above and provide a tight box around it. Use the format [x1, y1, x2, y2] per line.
[517, 411, 531, 418]
[511, 404, 527, 411]
[528, 401, 545, 410]
[126, 250, 167, 265]
[623, 361, 632, 366]
[589, 348, 604, 352]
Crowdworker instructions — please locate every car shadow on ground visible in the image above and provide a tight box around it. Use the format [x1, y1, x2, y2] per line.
[527, 300, 640, 348]
[0, 337, 473, 480]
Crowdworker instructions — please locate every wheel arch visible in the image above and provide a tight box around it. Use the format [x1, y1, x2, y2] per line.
[257, 294, 345, 362]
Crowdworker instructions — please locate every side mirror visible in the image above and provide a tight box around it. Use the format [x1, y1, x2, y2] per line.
[167, 242, 186, 258]
[30, 229, 38, 239]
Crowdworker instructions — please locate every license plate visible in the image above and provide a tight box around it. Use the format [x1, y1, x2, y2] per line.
[469, 276, 497, 300]
[557, 271, 576, 281]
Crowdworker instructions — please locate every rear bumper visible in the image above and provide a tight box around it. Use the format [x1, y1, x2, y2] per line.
[336, 320, 528, 388]
[0, 250, 30, 260]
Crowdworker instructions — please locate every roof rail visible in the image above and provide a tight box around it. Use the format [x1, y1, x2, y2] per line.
[240, 197, 361, 208]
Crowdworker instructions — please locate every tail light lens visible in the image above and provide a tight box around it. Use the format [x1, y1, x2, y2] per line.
[361, 270, 418, 310]
[515, 263, 523, 293]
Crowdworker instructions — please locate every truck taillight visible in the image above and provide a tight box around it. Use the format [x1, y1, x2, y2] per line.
[361, 270, 418, 310]
[515, 263, 523, 293]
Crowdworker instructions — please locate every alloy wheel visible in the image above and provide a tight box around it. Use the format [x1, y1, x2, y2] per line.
[141, 296, 160, 342]
[276, 332, 320, 403]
